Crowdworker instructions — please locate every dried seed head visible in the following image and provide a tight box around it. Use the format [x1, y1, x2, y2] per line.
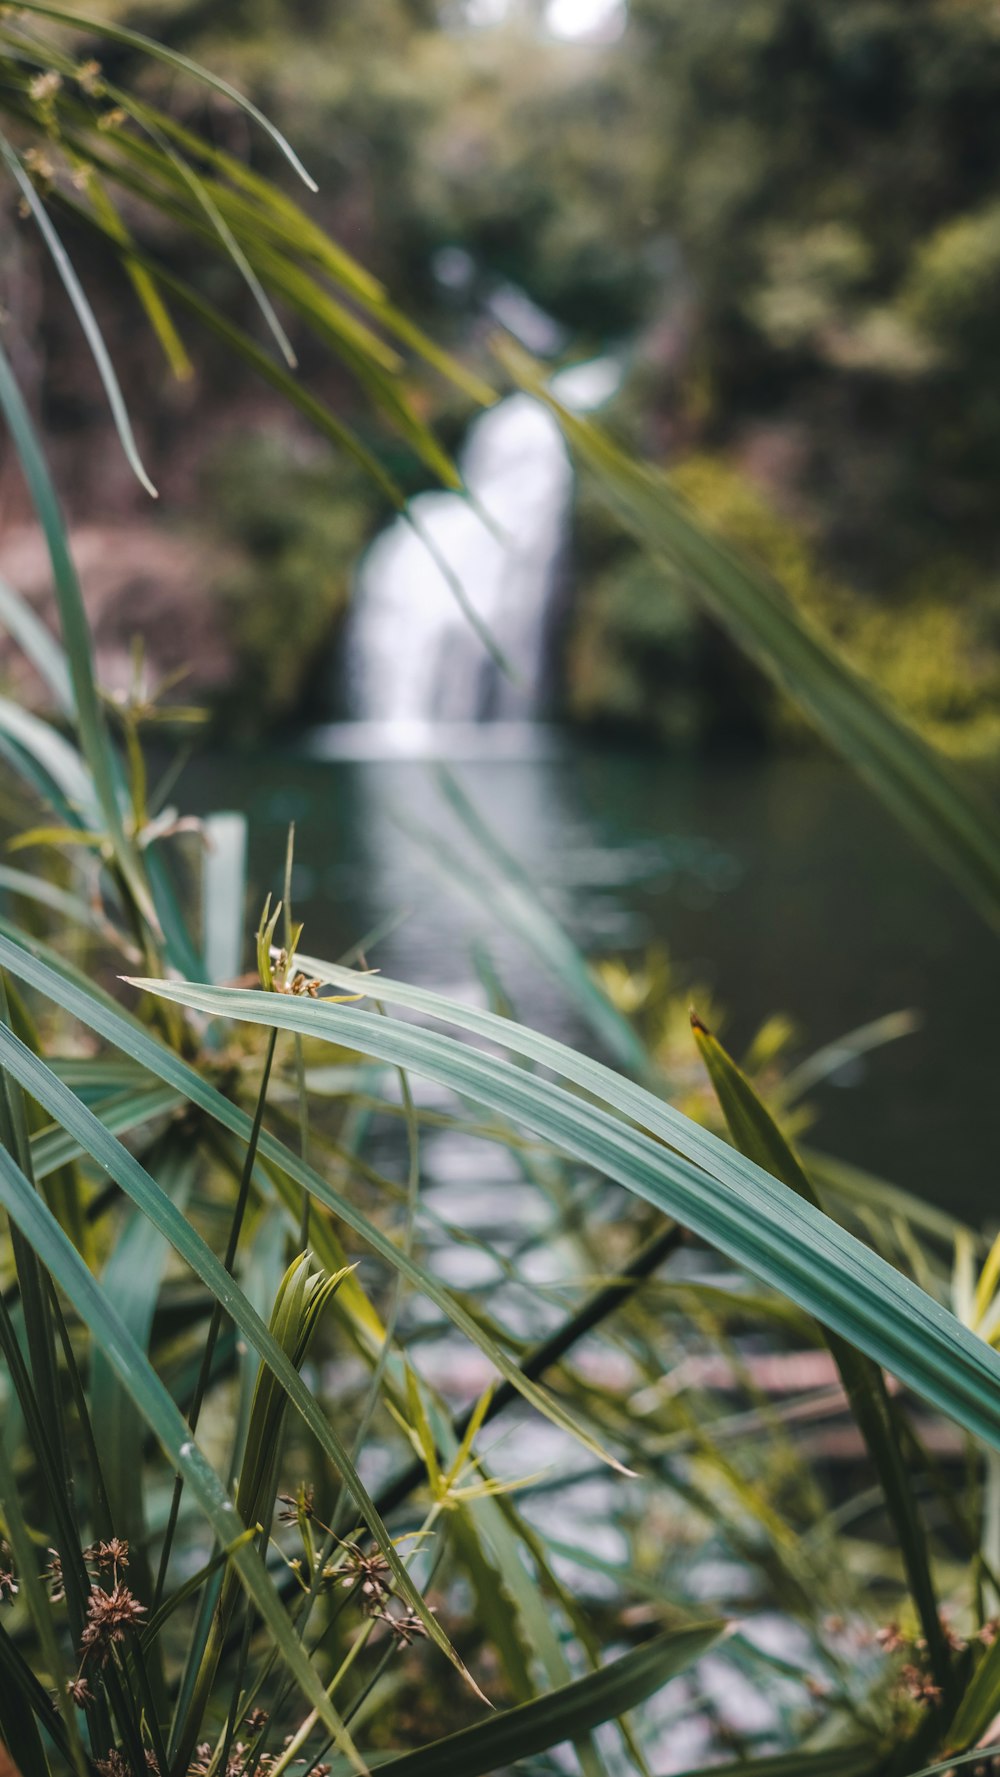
[23, 146, 55, 186]
[898, 1662, 942, 1706]
[372, 1604, 430, 1646]
[95, 1753, 129, 1777]
[28, 69, 61, 103]
[85, 1538, 130, 1576]
[75, 58, 103, 94]
[335, 1542, 393, 1611]
[46, 1549, 65, 1602]
[875, 1622, 908, 1654]
[99, 1537, 129, 1568]
[276, 1486, 314, 1525]
[79, 1581, 146, 1666]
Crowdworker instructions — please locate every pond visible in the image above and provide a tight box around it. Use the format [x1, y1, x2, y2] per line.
[180, 731, 996, 1222]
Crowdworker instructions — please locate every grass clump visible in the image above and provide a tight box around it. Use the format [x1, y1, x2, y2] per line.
[3, 15, 1000, 1777]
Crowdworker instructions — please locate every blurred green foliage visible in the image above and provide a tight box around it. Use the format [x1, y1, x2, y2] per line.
[17, 0, 1000, 745]
[203, 438, 387, 735]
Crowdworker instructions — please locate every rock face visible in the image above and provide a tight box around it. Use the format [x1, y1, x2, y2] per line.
[0, 522, 236, 712]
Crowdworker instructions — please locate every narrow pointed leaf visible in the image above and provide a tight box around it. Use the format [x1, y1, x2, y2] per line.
[0, 131, 157, 496]
[125, 973, 1000, 1461]
[369, 1620, 723, 1777]
[0, 1141, 365, 1771]
[691, 1013, 949, 1687]
[0, 336, 159, 934]
[12, 1, 318, 188]
[0, 1019, 475, 1686]
[0, 930, 633, 1482]
[501, 343, 1000, 932]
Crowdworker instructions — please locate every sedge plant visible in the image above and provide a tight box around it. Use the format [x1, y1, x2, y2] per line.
[2, 11, 1000, 1777]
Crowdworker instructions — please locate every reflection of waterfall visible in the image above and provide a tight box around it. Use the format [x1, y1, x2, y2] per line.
[345, 394, 573, 724]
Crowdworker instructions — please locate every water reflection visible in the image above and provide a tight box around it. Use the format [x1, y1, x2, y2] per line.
[183, 739, 994, 1214]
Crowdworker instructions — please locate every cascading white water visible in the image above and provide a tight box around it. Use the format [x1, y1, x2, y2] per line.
[345, 393, 573, 727]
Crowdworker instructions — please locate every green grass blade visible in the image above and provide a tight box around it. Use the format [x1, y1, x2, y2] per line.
[112, 99, 298, 367]
[429, 766, 651, 1076]
[89, 1144, 194, 1548]
[0, 1141, 366, 1772]
[669, 1754, 880, 1777]
[368, 1620, 723, 1777]
[0, 1020, 472, 1687]
[896, 1751, 1000, 1777]
[54, 188, 406, 503]
[0, 696, 100, 827]
[0, 1430, 87, 1774]
[85, 173, 193, 381]
[126, 974, 1000, 1460]
[0, 574, 72, 712]
[0, 131, 157, 496]
[0, 930, 633, 1480]
[78, 90, 496, 401]
[140, 1529, 256, 1653]
[0, 337, 158, 934]
[691, 1012, 950, 1689]
[0, 864, 126, 950]
[253, 949, 980, 1272]
[942, 1632, 1000, 1751]
[76, 99, 378, 299]
[12, 1, 318, 189]
[0, 1615, 62, 1776]
[501, 345, 1000, 933]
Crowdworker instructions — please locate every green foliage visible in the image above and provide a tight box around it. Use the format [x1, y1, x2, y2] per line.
[4, 11, 1000, 1777]
[203, 436, 386, 733]
[570, 448, 1000, 755]
[902, 202, 1000, 354]
[9, 0, 1000, 749]
[566, 482, 708, 744]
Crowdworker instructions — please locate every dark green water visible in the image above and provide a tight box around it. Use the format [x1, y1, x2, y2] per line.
[181, 736, 996, 1219]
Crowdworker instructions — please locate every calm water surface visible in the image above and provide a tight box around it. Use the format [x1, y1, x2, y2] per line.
[181, 737, 996, 1219]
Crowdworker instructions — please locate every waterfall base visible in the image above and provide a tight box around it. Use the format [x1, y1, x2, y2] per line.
[300, 719, 569, 761]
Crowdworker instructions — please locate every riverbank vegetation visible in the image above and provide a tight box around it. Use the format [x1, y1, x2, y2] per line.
[3, 6, 1000, 1776]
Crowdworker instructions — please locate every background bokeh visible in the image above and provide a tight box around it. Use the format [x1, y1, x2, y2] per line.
[6, 0, 1000, 753]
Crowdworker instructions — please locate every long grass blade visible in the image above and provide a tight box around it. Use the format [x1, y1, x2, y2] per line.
[0, 1141, 366, 1772]
[0, 1018, 473, 1687]
[0, 337, 158, 933]
[428, 766, 651, 1075]
[0, 575, 72, 712]
[942, 1632, 1000, 1752]
[500, 343, 1000, 932]
[126, 973, 1000, 1460]
[89, 1144, 194, 1549]
[0, 929, 636, 1482]
[0, 131, 157, 496]
[11, 1, 318, 189]
[691, 1011, 950, 1689]
[0, 1433, 87, 1774]
[368, 1620, 724, 1777]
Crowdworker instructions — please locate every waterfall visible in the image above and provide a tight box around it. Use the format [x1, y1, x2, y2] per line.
[345, 393, 573, 727]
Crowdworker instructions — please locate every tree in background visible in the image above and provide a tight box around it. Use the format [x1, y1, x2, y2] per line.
[6, 0, 1000, 746]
